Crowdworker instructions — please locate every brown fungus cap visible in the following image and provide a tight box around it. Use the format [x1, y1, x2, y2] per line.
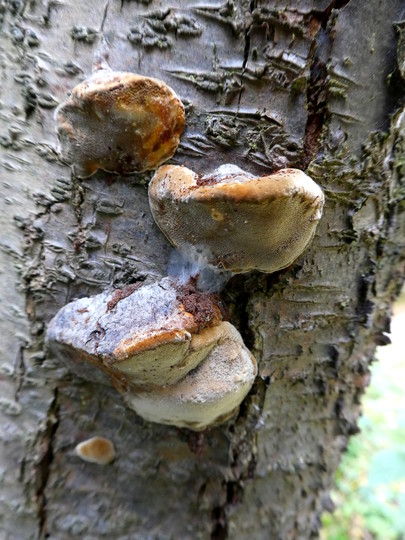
[55, 69, 185, 178]
[149, 164, 325, 273]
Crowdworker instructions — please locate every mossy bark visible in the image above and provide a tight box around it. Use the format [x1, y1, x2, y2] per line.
[0, 1, 404, 538]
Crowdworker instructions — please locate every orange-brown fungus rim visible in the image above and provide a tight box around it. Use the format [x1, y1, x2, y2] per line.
[154, 166, 323, 205]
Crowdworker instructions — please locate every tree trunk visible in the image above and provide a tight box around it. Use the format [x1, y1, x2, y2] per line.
[1, 1, 404, 539]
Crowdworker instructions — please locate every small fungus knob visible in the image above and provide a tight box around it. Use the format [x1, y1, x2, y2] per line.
[55, 70, 185, 178]
[75, 436, 116, 465]
[148, 164, 325, 274]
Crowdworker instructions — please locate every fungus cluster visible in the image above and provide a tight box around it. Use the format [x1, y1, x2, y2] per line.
[49, 68, 325, 431]
[46, 278, 257, 430]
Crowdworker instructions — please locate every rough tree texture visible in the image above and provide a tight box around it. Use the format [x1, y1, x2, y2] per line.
[0, 1, 404, 539]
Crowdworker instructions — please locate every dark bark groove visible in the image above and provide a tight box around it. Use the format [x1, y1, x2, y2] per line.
[35, 389, 60, 539]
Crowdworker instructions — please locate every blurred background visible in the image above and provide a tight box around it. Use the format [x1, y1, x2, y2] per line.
[322, 288, 405, 540]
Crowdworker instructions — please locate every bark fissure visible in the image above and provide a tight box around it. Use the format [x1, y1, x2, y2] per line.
[210, 375, 268, 539]
[99, 1, 109, 32]
[71, 177, 86, 254]
[211, 506, 227, 540]
[35, 388, 60, 540]
[209, 270, 268, 540]
[14, 342, 27, 402]
[301, 0, 352, 169]
[301, 42, 329, 169]
[317, 0, 352, 21]
[236, 1, 254, 112]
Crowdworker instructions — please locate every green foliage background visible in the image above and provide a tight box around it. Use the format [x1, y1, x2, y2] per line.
[322, 298, 405, 540]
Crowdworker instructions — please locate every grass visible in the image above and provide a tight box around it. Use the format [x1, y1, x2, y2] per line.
[321, 294, 405, 540]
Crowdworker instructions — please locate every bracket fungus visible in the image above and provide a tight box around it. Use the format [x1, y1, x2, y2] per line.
[55, 69, 185, 178]
[46, 278, 257, 430]
[149, 164, 325, 273]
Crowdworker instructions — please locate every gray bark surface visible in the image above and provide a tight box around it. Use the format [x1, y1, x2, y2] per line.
[0, 1, 404, 539]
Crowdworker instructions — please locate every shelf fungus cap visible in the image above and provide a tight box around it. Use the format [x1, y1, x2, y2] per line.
[46, 278, 223, 388]
[121, 321, 257, 431]
[55, 69, 185, 178]
[149, 164, 325, 273]
[75, 436, 116, 465]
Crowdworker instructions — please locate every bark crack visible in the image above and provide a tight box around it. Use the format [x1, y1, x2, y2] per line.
[237, 1, 255, 112]
[300, 0, 352, 169]
[71, 176, 86, 254]
[210, 375, 268, 540]
[210, 273, 268, 539]
[14, 342, 27, 402]
[99, 1, 110, 32]
[35, 388, 60, 539]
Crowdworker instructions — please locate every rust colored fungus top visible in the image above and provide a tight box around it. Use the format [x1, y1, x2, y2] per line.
[174, 279, 228, 328]
[55, 69, 185, 178]
[148, 164, 325, 274]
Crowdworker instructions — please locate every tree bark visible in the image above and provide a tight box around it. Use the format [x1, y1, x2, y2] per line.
[0, 1, 404, 539]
